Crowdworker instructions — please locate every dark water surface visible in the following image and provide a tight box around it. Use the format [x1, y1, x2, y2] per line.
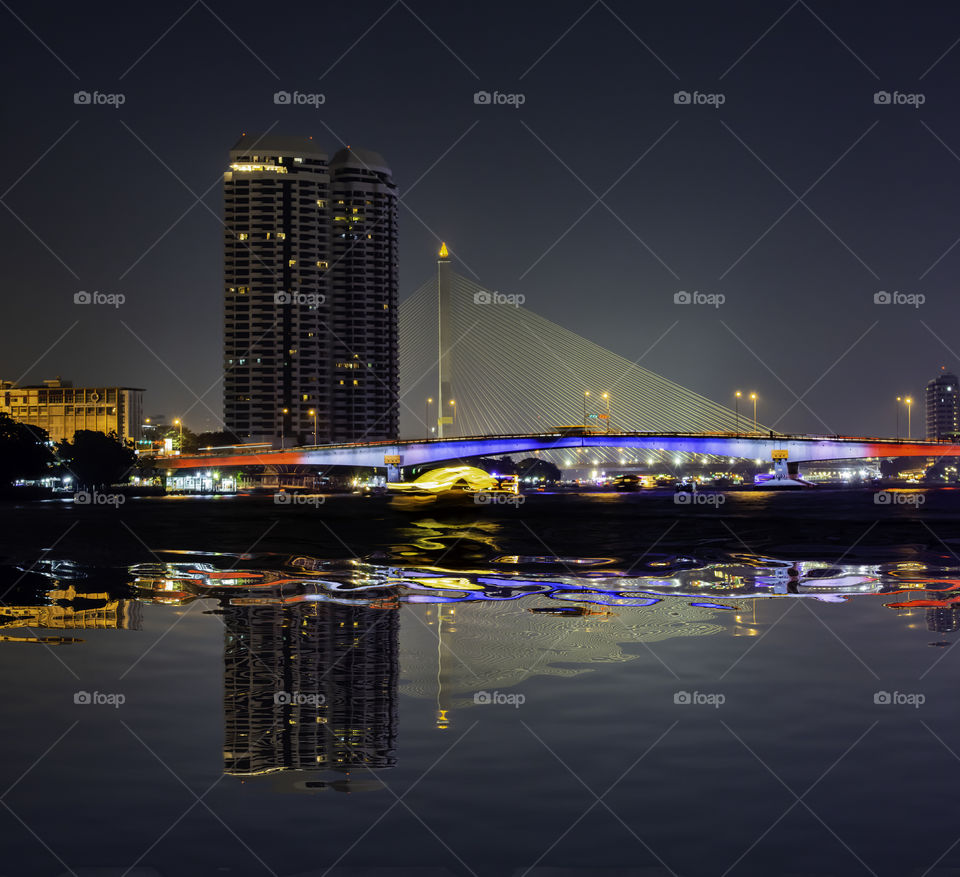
[2, 490, 960, 876]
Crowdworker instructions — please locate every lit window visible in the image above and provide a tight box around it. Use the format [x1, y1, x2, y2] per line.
[238, 233, 248, 241]
[288, 259, 296, 267]
[317, 260, 328, 269]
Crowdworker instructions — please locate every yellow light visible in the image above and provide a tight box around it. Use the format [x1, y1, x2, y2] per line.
[438, 241, 449, 258]
[229, 163, 288, 174]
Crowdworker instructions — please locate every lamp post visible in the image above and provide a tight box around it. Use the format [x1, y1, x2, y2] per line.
[449, 399, 456, 435]
[602, 392, 610, 433]
[750, 393, 758, 432]
[173, 418, 182, 451]
[281, 407, 288, 448]
[905, 397, 913, 439]
[735, 391, 741, 435]
[583, 391, 590, 428]
[308, 409, 317, 445]
[896, 396, 901, 440]
[426, 397, 433, 438]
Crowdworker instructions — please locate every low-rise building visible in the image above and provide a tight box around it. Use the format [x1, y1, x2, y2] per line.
[0, 377, 144, 443]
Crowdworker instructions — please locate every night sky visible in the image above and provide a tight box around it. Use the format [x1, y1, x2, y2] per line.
[2, 1, 959, 437]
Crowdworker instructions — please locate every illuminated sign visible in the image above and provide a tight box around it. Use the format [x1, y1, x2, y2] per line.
[771, 450, 788, 460]
[384, 454, 402, 466]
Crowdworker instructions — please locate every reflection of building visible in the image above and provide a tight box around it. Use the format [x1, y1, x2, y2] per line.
[222, 602, 398, 778]
[0, 585, 141, 632]
[926, 604, 960, 633]
[222, 135, 398, 445]
[926, 371, 960, 441]
[0, 377, 143, 443]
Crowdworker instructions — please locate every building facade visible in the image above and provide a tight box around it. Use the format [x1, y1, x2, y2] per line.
[223, 135, 398, 446]
[0, 378, 143, 443]
[925, 372, 960, 441]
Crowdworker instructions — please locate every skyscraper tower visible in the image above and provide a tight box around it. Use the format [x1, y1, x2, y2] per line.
[925, 369, 960, 441]
[223, 135, 398, 445]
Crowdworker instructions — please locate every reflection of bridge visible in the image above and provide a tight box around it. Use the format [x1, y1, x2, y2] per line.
[161, 431, 954, 481]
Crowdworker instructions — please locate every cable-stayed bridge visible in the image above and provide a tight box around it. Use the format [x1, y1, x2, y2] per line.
[399, 259, 749, 444]
[163, 248, 957, 480]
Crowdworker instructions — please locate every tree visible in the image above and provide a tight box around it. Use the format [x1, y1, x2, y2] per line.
[515, 457, 561, 483]
[57, 430, 137, 489]
[0, 413, 53, 486]
[194, 429, 240, 449]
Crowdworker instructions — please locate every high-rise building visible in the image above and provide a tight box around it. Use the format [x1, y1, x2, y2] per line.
[223, 135, 398, 445]
[925, 371, 960, 441]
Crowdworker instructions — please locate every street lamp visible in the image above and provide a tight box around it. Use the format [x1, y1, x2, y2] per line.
[749, 393, 758, 432]
[734, 391, 741, 435]
[280, 407, 289, 448]
[583, 391, 590, 428]
[426, 397, 433, 438]
[905, 397, 913, 439]
[173, 418, 182, 450]
[896, 396, 902, 440]
[308, 409, 317, 445]
[449, 399, 456, 435]
[602, 392, 610, 433]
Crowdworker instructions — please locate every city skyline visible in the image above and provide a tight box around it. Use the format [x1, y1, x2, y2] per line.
[3, 2, 960, 437]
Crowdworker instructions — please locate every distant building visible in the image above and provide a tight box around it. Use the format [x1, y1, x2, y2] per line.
[925, 372, 960, 441]
[0, 378, 143, 443]
[222, 135, 398, 446]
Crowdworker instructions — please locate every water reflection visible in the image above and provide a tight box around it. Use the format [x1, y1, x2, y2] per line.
[222, 602, 398, 787]
[4, 553, 960, 786]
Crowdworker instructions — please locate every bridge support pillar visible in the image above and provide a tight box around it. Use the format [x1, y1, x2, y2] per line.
[383, 453, 403, 483]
